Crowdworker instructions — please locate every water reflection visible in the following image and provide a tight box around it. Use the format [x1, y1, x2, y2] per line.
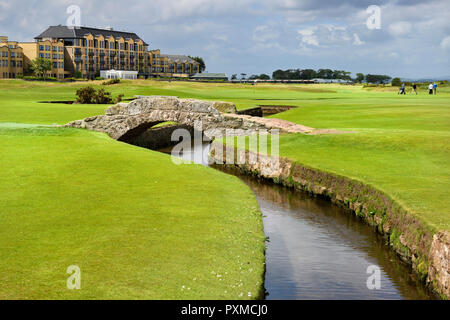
[234, 174, 435, 300]
[156, 143, 435, 300]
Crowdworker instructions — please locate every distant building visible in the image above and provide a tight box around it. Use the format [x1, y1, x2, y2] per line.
[1, 26, 203, 80]
[312, 78, 353, 84]
[149, 50, 200, 78]
[34, 26, 149, 79]
[0, 36, 24, 79]
[100, 69, 138, 80]
[191, 73, 228, 81]
[21, 40, 65, 80]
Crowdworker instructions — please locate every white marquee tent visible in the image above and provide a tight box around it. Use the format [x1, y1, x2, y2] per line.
[100, 69, 138, 80]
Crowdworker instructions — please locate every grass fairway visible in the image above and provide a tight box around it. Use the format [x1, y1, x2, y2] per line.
[0, 125, 265, 299]
[0, 79, 449, 298]
[0, 81, 266, 299]
[270, 86, 450, 232]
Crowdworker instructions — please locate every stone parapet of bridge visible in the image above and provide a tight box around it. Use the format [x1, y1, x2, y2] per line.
[65, 96, 314, 141]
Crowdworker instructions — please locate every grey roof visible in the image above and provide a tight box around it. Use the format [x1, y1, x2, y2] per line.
[35, 26, 148, 45]
[160, 54, 199, 64]
[192, 73, 228, 79]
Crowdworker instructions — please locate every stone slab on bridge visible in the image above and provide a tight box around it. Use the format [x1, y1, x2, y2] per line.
[65, 96, 313, 141]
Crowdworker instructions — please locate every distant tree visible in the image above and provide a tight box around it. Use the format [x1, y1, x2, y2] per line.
[240, 73, 247, 80]
[273, 68, 354, 80]
[317, 69, 334, 79]
[23, 64, 34, 76]
[272, 69, 286, 80]
[188, 56, 206, 73]
[299, 69, 317, 80]
[337, 71, 352, 80]
[248, 74, 270, 80]
[391, 77, 402, 86]
[356, 73, 365, 83]
[258, 74, 270, 80]
[30, 58, 52, 78]
[366, 74, 392, 84]
[231, 74, 237, 80]
[273, 69, 302, 80]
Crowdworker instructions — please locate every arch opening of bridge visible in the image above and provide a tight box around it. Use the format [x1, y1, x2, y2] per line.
[120, 121, 209, 153]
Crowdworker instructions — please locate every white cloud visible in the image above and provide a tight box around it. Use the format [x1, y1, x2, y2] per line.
[253, 25, 279, 43]
[440, 36, 450, 51]
[353, 33, 364, 45]
[298, 25, 358, 48]
[388, 21, 413, 37]
[298, 28, 319, 46]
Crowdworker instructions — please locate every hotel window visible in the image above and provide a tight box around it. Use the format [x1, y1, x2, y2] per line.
[39, 45, 44, 51]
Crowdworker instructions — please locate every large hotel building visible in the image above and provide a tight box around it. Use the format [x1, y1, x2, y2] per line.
[0, 36, 24, 79]
[0, 26, 200, 79]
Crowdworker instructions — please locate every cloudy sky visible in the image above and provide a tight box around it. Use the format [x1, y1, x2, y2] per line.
[1, 0, 449, 78]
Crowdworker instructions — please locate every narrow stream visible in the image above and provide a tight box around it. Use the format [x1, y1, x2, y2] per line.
[156, 142, 435, 300]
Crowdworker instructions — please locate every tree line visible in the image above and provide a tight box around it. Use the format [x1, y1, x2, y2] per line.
[355, 73, 392, 84]
[272, 69, 352, 80]
[233, 69, 392, 84]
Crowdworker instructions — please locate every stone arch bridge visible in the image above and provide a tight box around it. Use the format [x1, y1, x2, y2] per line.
[65, 96, 313, 141]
